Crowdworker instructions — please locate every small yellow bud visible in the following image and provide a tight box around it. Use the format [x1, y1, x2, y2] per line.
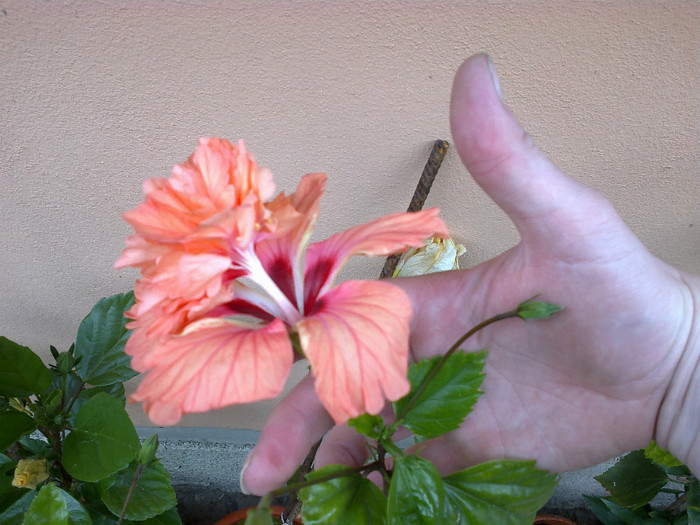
[393, 237, 466, 277]
[12, 459, 49, 489]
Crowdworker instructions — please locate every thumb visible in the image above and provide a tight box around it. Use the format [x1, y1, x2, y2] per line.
[450, 54, 604, 244]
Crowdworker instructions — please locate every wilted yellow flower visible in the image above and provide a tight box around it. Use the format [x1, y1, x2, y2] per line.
[12, 458, 49, 489]
[393, 237, 466, 277]
[8, 398, 32, 416]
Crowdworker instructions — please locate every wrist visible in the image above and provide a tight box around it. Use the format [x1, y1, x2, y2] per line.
[655, 272, 700, 476]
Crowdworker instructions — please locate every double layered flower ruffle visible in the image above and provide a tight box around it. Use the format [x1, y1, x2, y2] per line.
[116, 138, 448, 425]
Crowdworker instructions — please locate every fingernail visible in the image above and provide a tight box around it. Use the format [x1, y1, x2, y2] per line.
[239, 452, 253, 495]
[485, 54, 503, 102]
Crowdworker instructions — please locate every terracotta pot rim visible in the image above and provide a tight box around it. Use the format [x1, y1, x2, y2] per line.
[214, 505, 303, 525]
[217, 507, 573, 525]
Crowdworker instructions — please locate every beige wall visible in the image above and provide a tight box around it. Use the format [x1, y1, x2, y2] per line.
[1, 1, 697, 429]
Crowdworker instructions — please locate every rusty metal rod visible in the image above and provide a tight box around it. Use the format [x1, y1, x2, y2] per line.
[379, 139, 449, 278]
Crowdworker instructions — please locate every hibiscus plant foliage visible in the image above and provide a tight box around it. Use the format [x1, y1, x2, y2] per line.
[0, 292, 180, 525]
[584, 442, 699, 525]
[110, 138, 566, 524]
[246, 299, 563, 525]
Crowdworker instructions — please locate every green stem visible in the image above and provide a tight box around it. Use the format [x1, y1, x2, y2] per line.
[60, 375, 67, 413]
[266, 301, 549, 512]
[390, 309, 519, 430]
[118, 464, 144, 525]
[269, 463, 375, 499]
[63, 379, 86, 415]
[376, 441, 389, 495]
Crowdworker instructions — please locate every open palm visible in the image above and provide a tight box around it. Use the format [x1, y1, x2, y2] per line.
[242, 54, 696, 495]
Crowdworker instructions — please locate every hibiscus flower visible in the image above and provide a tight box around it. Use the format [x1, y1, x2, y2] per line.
[116, 138, 448, 425]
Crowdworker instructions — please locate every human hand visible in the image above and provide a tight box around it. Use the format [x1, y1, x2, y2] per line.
[241, 53, 699, 494]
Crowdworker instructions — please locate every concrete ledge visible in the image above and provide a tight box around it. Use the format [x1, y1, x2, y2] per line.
[137, 427, 260, 524]
[139, 426, 611, 524]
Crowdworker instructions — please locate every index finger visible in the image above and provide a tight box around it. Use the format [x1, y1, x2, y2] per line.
[241, 374, 334, 495]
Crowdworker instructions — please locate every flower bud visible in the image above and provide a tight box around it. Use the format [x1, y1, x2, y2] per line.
[137, 434, 159, 466]
[12, 458, 49, 489]
[55, 352, 75, 375]
[516, 300, 562, 320]
[393, 237, 466, 277]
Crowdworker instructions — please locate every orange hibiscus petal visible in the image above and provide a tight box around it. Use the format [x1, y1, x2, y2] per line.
[130, 318, 293, 425]
[255, 173, 327, 308]
[303, 207, 448, 308]
[117, 138, 271, 253]
[296, 280, 412, 424]
[113, 234, 170, 272]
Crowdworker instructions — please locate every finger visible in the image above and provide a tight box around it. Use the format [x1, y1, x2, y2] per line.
[450, 54, 608, 246]
[317, 425, 386, 489]
[314, 424, 371, 470]
[240, 374, 334, 495]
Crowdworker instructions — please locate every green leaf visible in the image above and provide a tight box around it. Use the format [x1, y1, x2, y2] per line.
[98, 460, 176, 521]
[583, 495, 629, 525]
[0, 337, 52, 397]
[242, 509, 275, 525]
[69, 383, 126, 422]
[299, 464, 386, 525]
[348, 414, 384, 440]
[0, 411, 36, 450]
[394, 351, 485, 439]
[123, 507, 182, 525]
[595, 451, 669, 509]
[387, 455, 443, 525]
[62, 489, 92, 525]
[22, 484, 68, 525]
[442, 460, 557, 525]
[239, 495, 275, 525]
[74, 292, 137, 387]
[644, 441, 684, 470]
[17, 436, 51, 457]
[0, 490, 36, 525]
[0, 454, 16, 496]
[49, 371, 83, 407]
[62, 392, 140, 482]
[76, 492, 120, 525]
[84, 511, 118, 525]
[19, 485, 91, 525]
[672, 516, 689, 525]
[586, 495, 665, 524]
[0, 458, 25, 516]
[688, 479, 699, 525]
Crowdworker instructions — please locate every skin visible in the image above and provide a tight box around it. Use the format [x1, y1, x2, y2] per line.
[241, 53, 700, 495]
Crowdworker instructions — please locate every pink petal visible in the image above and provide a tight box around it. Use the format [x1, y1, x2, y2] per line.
[255, 172, 327, 307]
[125, 252, 232, 329]
[117, 138, 272, 252]
[174, 253, 231, 298]
[113, 234, 169, 272]
[130, 318, 293, 425]
[303, 208, 448, 309]
[182, 137, 275, 211]
[296, 280, 412, 424]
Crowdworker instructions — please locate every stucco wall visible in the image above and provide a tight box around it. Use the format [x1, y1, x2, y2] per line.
[1, 1, 698, 429]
